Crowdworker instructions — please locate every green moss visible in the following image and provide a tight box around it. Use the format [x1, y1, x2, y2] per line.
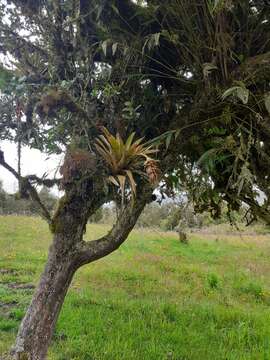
[50, 195, 68, 234]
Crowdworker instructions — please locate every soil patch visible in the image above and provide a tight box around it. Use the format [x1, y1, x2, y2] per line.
[7, 283, 35, 290]
[0, 301, 18, 310]
[0, 282, 35, 290]
[0, 269, 18, 275]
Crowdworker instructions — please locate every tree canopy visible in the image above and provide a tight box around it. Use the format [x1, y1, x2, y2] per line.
[1, 1, 270, 358]
[0, 0, 270, 221]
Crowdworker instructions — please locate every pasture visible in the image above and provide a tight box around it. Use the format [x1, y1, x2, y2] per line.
[1, 216, 270, 359]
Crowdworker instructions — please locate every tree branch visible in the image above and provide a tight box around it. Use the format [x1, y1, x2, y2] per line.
[0, 26, 48, 59]
[0, 150, 52, 223]
[242, 195, 270, 225]
[26, 175, 61, 188]
[37, 89, 98, 130]
[0, 27, 48, 77]
[75, 184, 153, 266]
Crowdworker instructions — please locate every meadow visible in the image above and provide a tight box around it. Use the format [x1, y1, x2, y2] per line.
[1, 216, 270, 359]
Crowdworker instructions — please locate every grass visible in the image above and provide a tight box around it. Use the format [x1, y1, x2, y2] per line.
[1, 216, 270, 359]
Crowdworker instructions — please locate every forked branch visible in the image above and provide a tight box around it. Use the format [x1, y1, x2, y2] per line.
[0, 150, 52, 223]
[75, 184, 153, 266]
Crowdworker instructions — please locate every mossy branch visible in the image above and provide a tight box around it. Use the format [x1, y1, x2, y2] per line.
[36, 89, 98, 129]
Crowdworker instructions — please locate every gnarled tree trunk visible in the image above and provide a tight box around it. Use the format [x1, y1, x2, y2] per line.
[11, 185, 151, 360]
[12, 251, 77, 359]
[11, 202, 88, 360]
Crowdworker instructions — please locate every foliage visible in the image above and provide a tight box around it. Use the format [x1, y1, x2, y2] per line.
[0, 0, 269, 223]
[221, 82, 249, 104]
[89, 207, 103, 224]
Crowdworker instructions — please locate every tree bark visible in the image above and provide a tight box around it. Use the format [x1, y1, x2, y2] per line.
[11, 234, 80, 360]
[11, 184, 103, 360]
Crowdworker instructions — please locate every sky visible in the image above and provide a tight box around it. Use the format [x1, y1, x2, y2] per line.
[0, 3, 64, 194]
[0, 141, 62, 193]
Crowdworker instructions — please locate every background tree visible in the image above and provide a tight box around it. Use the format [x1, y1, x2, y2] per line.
[0, 180, 7, 214]
[0, 183, 57, 215]
[89, 206, 103, 223]
[0, 0, 269, 358]
[34, 187, 57, 214]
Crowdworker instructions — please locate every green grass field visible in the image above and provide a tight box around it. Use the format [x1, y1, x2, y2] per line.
[1, 216, 270, 359]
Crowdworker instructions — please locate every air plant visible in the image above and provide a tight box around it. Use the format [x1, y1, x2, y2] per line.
[95, 127, 160, 201]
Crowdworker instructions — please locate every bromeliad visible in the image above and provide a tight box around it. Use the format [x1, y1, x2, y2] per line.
[95, 127, 160, 199]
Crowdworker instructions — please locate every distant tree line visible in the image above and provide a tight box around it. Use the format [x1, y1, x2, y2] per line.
[0, 179, 248, 230]
[95, 200, 245, 231]
[0, 181, 57, 215]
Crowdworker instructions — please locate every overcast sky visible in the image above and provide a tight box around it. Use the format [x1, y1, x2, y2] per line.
[0, 141, 62, 193]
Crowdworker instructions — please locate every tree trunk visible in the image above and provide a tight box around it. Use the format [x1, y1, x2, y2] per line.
[178, 230, 188, 244]
[11, 244, 78, 360]
[10, 184, 151, 360]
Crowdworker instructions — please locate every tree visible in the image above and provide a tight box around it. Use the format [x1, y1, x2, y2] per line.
[0, 180, 7, 213]
[0, 1, 269, 358]
[0, 183, 57, 215]
[89, 206, 103, 223]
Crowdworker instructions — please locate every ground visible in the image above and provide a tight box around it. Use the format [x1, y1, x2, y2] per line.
[1, 216, 270, 359]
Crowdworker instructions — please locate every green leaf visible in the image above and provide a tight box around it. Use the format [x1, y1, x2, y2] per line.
[222, 85, 249, 104]
[112, 43, 118, 56]
[153, 33, 161, 46]
[0, 66, 13, 91]
[197, 148, 220, 172]
[265, 93, 270, 115]
[236, 87, 249, 104]
[111, 4, 120, 15]
[165, 132, 173, 150]
[101, 40, 109, 57]
[202, 63, 218, 78]
[125, 132, 136, 150]
[175, 129, 181, 139]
